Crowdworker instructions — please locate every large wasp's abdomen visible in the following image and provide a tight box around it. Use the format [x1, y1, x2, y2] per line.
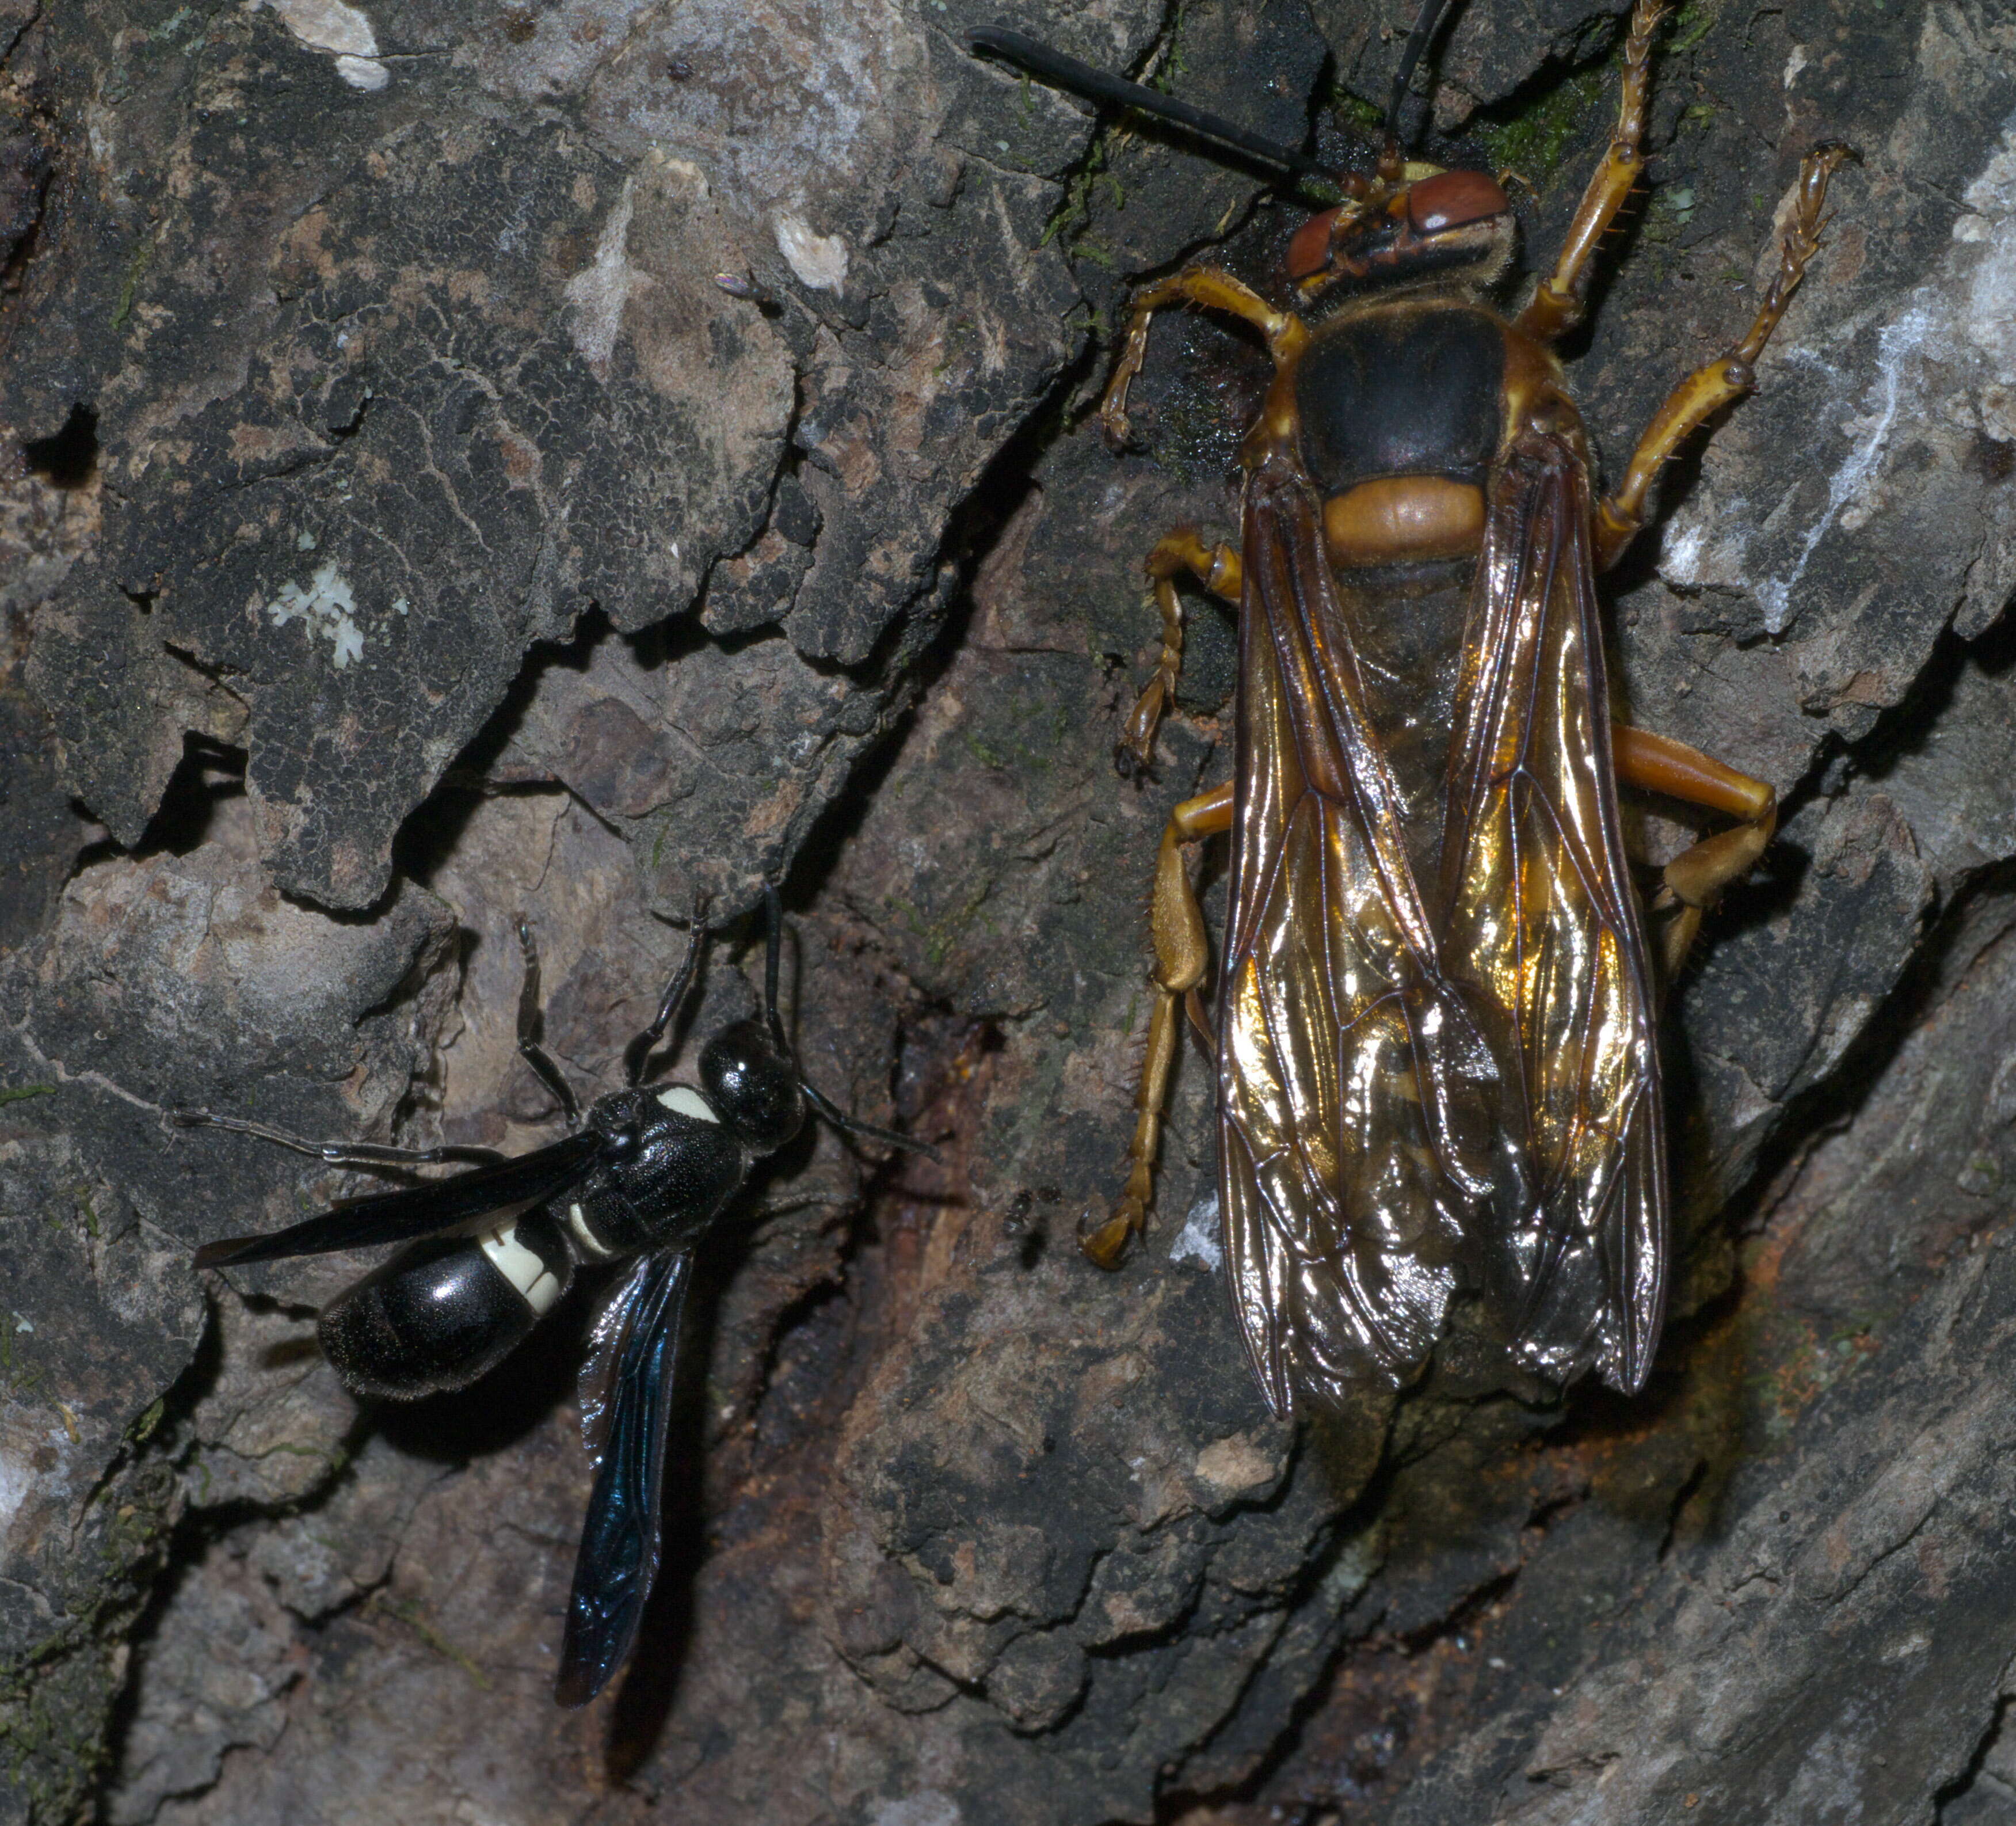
[1293, 303, 1507, 570]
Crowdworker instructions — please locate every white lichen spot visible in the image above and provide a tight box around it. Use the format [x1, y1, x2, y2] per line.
[872, 1795, 962, 1826]
[295, 528, 317, 550]
[391, 595, 409, 615]
[658, 157, 710, 197]
[333, 52, 389, 90]
[1783, 44, 1807, 88]
[1659, 518, 1706, 581]
[563, 178, 646, 372]
[258, 0, 390, 89]
[0, 1448, 31, 1541]
[773, 214, 849, 293]
[266, 562, 367, 668]
[1663, 112, 2016, 636]
[1169, 1191, 1222, 1271]
[1753, 301, 1932, 634]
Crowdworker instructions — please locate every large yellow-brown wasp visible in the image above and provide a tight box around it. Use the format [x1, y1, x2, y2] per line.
[975, 3, 1848, 1412]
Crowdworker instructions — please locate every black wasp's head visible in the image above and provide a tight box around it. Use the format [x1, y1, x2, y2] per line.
[1284, 165, 1514, 304]
[699, 1019, 806, 1152]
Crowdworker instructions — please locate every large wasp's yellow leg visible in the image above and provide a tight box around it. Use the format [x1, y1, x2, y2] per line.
[1612, 724, 1777, 976]
[1595, 143, 1854, 569]
[1116, 530, 1243, 774]
[1515, 0, 1668, 345]
[1100, 267, 1308, 447]
[1081, 780, 1234, 1268]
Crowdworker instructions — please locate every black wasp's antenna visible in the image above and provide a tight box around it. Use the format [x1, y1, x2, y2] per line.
[762, 882, 940, 1162]
[1383, 0, 1464, 147]
[969, 25, 1337, 193]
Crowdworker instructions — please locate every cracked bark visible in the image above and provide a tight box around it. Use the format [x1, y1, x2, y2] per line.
[2, 0, 2014, 1822]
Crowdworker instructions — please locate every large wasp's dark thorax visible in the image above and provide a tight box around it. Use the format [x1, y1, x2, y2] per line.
[974, 3, 1849, 1413]
[1292, 306, 1506, 498]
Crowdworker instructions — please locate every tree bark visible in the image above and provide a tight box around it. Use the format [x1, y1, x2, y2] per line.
[1, 0, 2013, 1820]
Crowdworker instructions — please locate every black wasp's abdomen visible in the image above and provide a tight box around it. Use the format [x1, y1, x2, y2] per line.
[1294, 305, 1506, 493]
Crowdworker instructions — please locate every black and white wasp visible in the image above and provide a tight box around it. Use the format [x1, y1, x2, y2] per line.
[182, 888, 929, 1706]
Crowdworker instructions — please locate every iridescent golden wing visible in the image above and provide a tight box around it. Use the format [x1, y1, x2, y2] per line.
[1438, 430, 1665, 1393]
[1219, 454, 1504, 1416]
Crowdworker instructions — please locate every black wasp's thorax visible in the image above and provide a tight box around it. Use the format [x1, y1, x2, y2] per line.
[1293, 300, 1508, 494]
[568, 1085, 748, 1260]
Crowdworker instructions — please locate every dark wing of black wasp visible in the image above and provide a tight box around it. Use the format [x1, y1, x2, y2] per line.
[555, 1248, 694, 1708]
[192, 1131, 603, 1269]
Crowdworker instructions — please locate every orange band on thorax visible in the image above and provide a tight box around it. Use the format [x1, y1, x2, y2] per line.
[1322, 475, 1485, 569]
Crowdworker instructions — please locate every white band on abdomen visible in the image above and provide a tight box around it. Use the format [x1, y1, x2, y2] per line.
[567, 1202, 616, 1261]
[481, 1223, 564, 1316]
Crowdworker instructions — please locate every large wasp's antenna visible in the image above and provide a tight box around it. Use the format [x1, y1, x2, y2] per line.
[1383, 0, 1464, 147]
[969, 25, 1338, 195]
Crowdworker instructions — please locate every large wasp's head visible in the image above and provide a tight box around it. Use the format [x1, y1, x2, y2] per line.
[970, 0, 1511, 304]
[1283, 164, 1514, 301]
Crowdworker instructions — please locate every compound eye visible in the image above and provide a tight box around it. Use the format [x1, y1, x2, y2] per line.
[1407, 169, 1508, 235]
[1285, 207, 1342, 281]
[607, 1124, 641, 1159]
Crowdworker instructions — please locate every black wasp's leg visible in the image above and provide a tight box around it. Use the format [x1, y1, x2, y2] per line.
[761, 882, 787, 1052]
[754, 883, 938, 1161]
[625, 891, 712, 1086]
[516, 922, 581, 1127]
[170, 1109, 507, 1170]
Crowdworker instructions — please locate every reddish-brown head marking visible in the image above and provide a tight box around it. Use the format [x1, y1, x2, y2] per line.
[1286, 207, 1342, 281]
[1407, 169, 1507, 235]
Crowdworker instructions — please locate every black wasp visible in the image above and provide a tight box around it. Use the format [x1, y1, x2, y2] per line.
[182, 888, 930, 1706]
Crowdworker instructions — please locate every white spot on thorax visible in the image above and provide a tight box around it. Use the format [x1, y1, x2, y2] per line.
[258, 0, 390, 89]
[657, 1084, 718, 1124]
[264, 562, 366, 667]
[1169, 1192, 1222, 1272]
[773, 214, 849, 292]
